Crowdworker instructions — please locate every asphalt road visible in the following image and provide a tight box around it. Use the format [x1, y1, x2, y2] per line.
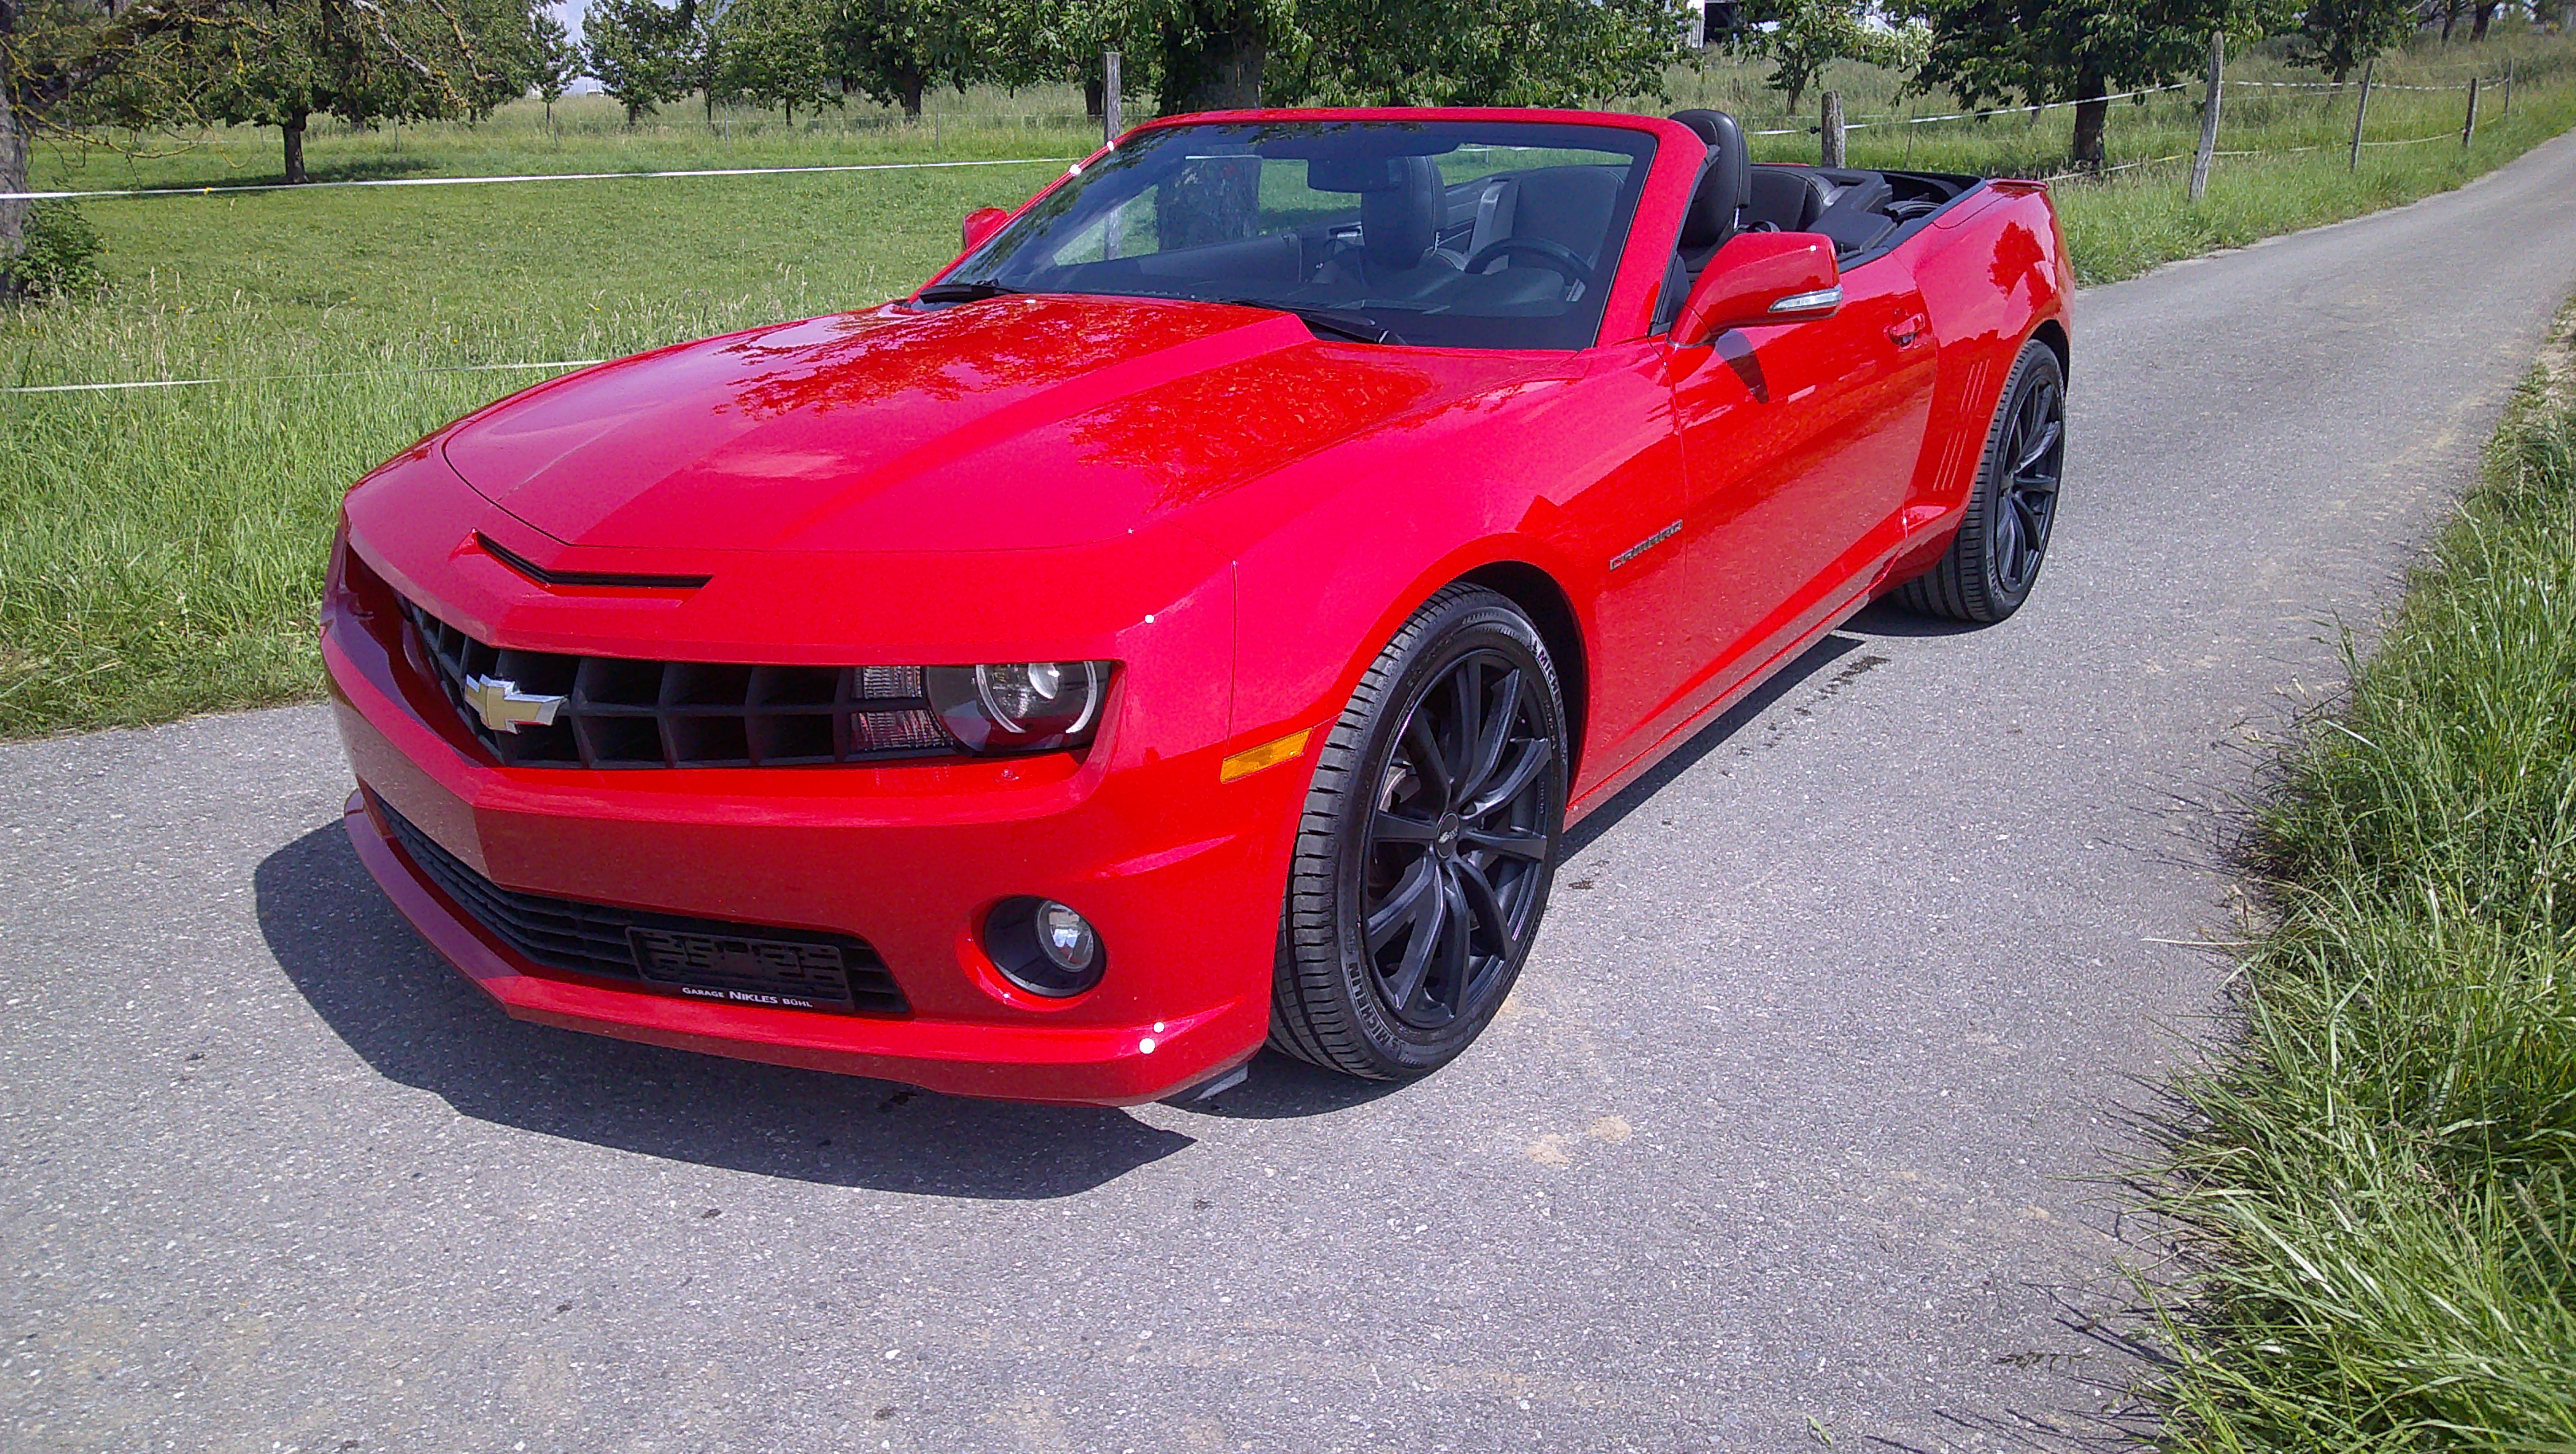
[12, 132, 2576, 1454]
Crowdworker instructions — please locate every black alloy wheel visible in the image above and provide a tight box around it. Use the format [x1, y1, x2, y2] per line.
[1271, 585, 1568, 1080]
[1896, 339, 2067, 623]
[1990, 364, 2064, 596]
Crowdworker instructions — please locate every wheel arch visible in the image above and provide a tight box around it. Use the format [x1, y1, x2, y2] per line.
[1455, 560, 1590, 782]
[2030, 317, 2070, 383]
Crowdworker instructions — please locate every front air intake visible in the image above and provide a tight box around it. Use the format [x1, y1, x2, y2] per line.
[399, 598, 958, 769]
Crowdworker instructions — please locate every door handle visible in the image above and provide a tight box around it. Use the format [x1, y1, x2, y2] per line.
[1888, 314, 1930, 349]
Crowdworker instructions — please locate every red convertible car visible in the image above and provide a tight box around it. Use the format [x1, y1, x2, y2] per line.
[324, 107, 2070, 1105]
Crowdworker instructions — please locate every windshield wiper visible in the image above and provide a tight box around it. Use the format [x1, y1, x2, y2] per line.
[914, 279, 1022, 305]
[1211, 298, 1402, 346]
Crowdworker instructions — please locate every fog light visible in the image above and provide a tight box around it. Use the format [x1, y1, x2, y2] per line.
[985, 897, 1107, 997]
[1036, 901, 1098, 972]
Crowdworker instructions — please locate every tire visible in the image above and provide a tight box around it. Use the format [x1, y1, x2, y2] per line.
[1269, 585, 1569, 1080]
[1895, 338, 2066, 624]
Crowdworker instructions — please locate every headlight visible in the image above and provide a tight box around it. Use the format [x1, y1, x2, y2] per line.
[925, 661, 1112, 753]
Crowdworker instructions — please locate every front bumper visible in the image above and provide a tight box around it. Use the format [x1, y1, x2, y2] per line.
[322, 572, 1302, 1109]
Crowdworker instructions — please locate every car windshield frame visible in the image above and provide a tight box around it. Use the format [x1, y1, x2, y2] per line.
[928, 118, 1663, 352]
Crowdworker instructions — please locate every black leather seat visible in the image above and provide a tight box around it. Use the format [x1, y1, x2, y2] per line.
[1313, 155, 1460, 294]
[1657, 110, 1752, 329]
[1666, 109, 1751, 273]
[1810, 173, 1896, 256]
[1748, 168, 1831, 232]
[1747, 165, 1899, 257]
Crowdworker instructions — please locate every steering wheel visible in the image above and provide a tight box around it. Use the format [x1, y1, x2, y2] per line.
[1461, 236, 1595, 285]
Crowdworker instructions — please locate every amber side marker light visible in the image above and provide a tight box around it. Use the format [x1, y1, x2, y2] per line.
[1220, 728, 1313, 783]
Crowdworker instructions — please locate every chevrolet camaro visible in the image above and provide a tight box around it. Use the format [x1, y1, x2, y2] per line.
[323, 106, 2072, 1105]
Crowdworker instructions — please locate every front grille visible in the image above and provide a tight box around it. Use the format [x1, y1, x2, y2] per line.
[400, 598, 956, 769]
[375, 794, 909, 1016]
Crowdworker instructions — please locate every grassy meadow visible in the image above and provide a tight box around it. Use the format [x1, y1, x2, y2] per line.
[4, 29, 2575, 735]
[2141, 308, 2576, 1450]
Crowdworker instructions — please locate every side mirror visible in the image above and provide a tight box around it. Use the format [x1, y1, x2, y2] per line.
[960, 206, 1011, 252]
[1672, 231, 1841, 345]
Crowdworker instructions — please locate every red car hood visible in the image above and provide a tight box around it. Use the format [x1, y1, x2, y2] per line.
[440, 294, 1534, 555]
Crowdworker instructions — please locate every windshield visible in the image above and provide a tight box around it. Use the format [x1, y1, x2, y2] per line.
[930, 119, 1659, 351]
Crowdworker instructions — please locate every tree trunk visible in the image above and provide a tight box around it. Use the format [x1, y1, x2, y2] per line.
[2471, 1, 2498, 38]
[0, 96, 28, 296]
[2069, 69, 2109, 171]
[2441, 0, 2460, 40]
[1157, 2, 1266, 114]
[282, 112, 308, 185]
[899, 71, 925, 118]
[1084, 75, 1104, 119]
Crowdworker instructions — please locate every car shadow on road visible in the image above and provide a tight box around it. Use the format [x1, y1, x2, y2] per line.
[254, 823, 1195, 1199]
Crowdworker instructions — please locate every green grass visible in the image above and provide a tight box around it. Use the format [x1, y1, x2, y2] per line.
[3, 31, 2574, 735]
[2138, 308, 2576, 1450]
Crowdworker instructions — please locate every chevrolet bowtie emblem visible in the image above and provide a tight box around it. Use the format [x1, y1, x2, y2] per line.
[461, 674, 567, 734]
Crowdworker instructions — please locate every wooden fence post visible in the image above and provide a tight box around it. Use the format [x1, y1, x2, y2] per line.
[2348, 58, 2373, 170]
[1103, 51, 1122, 147]
[1821, 91, 1846, 167]
[2502, 59, 2513, 119]
[2462, 73, 2481, 150]
[2190, 30, 2224, 202]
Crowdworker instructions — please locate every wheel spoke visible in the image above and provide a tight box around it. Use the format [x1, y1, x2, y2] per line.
[1429, 873, 1473, 1017]
[1461, 825, 1547, 860]
[1379, 868, 1449, 1010]
[1372, 811, 1440, 846]
[2012, 490, 2050, 554]
[1454, 859, 1515, 956]
[1465, 737, 1553, 820]
[1992, 490, 2023, 564]
[1364, 857, 1438, 952]
[1401, 711, 1452, 814]
[1446, 658, 1483, 797]
[1454, 669, 1522, 805]
[2013, 417, 2062, 477]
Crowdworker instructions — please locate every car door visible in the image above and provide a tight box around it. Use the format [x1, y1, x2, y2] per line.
[1665, 251, 1936, 703]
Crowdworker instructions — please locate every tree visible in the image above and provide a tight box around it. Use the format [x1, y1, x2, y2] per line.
[1744, 0, 1926, 113]
[1282, 0, 1687, 108]
[2286, 0, 2412, 79]
[1902, 0, 2292, 168]
[823, 0, 986, 117]
[79, 0, 528, 187]
[7, 0, 367, 282]
[715, 0, 837, 122]
[583, 0, 696, 124]
[528, 9, 581, 125]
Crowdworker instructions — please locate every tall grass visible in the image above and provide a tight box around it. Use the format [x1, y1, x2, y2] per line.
[2141, 313, 2576, 1450]
[4, 30, 2574, 736]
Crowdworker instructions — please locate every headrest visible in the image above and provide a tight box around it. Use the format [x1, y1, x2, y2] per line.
[1359, 155, 1442, 272]
[1309, 155, 1430, 193]
[1668, 108, 1749, 250]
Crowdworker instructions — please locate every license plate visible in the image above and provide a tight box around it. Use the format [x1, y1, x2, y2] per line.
[626, 926, 858, 1014]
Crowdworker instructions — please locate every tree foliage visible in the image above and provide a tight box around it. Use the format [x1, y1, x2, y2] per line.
[1900, 0, 2291, 166]
[2286, 0, 2413, 80]
[823, 0, 988, 117]
[125, 0, 530, 181]
[1746, 0, 1927, 113]
[582, 0, 696, 123]
[1277, 0, 1686, 107]
[713, 0, 837, 120]
[527, 7, 580, 121]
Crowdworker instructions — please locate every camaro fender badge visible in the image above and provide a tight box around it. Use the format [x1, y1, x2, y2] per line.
[460, 674, 568, 733]
[1609, 520, 1685, 571]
